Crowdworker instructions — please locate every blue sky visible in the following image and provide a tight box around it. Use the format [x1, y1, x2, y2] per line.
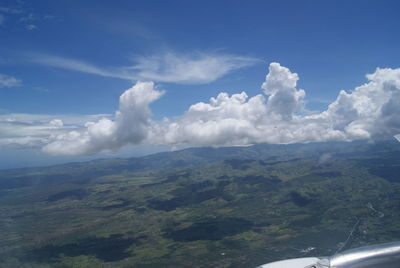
[1, 0, 400, 169]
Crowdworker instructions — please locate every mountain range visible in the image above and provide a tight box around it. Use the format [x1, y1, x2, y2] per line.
[1, 140, 400, 267]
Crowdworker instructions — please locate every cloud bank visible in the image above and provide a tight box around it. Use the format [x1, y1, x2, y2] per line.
[150, 62, 400, 147]
[4, 62, 400, 155]
[0, 113, 110, 149]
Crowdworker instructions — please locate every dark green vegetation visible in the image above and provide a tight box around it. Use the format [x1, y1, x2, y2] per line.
[1, 141, 400, 267]
[26, 234, 137, 262]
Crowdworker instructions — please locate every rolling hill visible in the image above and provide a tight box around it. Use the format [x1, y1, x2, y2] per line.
[1, 141, 400, 267]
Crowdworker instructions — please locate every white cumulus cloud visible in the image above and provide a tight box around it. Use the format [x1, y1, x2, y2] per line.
[43, 81, 163, 155]
[5, 62, 400, 156]
[262, 62, 305, 120]
[318, 66, 400, 140]
[151, 62, 400, 147]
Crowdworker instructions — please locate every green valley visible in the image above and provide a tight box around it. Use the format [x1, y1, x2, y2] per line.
[1, 141, 400, 267]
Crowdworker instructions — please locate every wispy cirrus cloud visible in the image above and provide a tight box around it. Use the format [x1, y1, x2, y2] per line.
[24, 53, 131, 80]
[24, 51, 260, 84]
[25, 24, 37, 31]
[0, 6, 23, 15]
[0, 4, 36, 30]
[0, 73, 21, 88]
[0, 3, 59, 31]
[128, 52, 260, 84]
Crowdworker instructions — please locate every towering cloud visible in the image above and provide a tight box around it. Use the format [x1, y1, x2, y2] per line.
[262, 62, 305, 120]
[43, 82, 163, 155]
[35, 62, 400, 155]
[151, 62, 338, 146]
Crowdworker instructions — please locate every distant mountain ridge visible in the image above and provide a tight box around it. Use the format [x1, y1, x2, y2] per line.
[2, 140, 397, 172]
[1, 140, 399, 190]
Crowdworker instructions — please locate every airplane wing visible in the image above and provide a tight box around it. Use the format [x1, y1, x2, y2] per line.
[257, 241, 400, 268]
